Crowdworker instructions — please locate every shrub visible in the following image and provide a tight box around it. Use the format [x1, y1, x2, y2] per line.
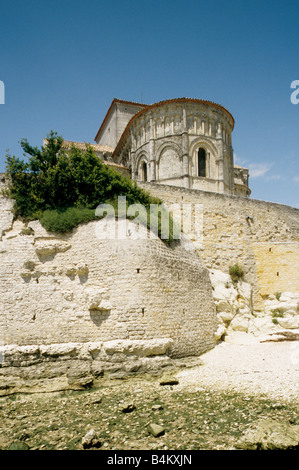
[229, 264, 244, 282]
[20, 227, 34, 236]
[5, 132, 178, 243]
[39, 207, 99, 233]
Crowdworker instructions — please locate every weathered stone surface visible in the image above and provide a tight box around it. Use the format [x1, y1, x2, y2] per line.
[209, 269, 299, 342]
[147, 423, 165, 438]
[141, 182, 299, 310]
[120, 403, 136, 413]
[8, 441, 30, 450]
[236, 418, 299, 450]
[103, 339, 173, 357]
[260, 330, 299, 342]
[152, 404, 163, 411]
[277, 316, 299, 329]
[39, 343, 80, 357]
[90, 394, 102, 404]
[159, 375, 179, 386]
[0, 219, 216, 361]
[67, 373, 94, 390]
[35, 240, 71, 256]
[82, 429, 102, 449]
[1, 174, 298, 390]
[0, 340, 177, 395]
[209, 269, 253, 339]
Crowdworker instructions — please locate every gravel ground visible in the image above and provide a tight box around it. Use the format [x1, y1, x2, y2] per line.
[175, 341, 299, 403]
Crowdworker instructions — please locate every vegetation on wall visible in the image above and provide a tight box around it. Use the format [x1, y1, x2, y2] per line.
[229, 264, 244, 282]
[5, 131, 178, 243]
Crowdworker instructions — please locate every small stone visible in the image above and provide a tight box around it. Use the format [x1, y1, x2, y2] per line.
[152, 404, 163, 411]
[82, 429, 102, 449]
[159, 376, 179, 386]
[90, 395, 102, 405]
[121, 403, 136, 413]
[67, 370, 94, 389]
[8, 441, 30, 450]
[147, 423, 165, 438]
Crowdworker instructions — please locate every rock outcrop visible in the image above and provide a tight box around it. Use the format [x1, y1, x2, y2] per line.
[210, 269, 299, 344]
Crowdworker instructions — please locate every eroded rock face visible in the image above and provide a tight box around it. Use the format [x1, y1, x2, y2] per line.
[209, 269, 299, 343]
[0, 218, 217, 391]
[209, 269, 253, 342]
[0, 339, 174, 395]
[236, 418, 299, 450]
[0, 219, 216, 354]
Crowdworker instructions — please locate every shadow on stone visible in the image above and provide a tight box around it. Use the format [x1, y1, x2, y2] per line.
[89, 309, 110, 326]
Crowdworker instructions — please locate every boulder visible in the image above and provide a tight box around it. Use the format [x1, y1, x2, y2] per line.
[230, 315, 249, 332]
[277, 316, 299, 329]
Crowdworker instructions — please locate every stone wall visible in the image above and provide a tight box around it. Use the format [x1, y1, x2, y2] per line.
[0, 174, 13, 240]
[253, 242, 299, 296]
[139, 182, 299, 308]
[0, 339, 176, 395]
[0, 215, 217, 358]
[1, 175, 298, 391]
[95, 100, 146, 149]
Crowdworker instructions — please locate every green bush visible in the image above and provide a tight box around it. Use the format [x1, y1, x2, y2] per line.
[40, 207, 99, 233]
[5, 131, 178, 243]
[229, 264, 244, 282]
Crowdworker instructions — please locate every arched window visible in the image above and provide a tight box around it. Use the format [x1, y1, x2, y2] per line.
[198, 148, 206, 177]
[142, 161, 148, 182]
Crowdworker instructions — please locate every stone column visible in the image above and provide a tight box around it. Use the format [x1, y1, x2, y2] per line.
[182, 106, 190, 188]
[229, 145, 235, 193]
[216, 122, 224, 193]
[130, 130, 137, 180]
[131, 151, 137, 180]
[149, 116, 156, 181]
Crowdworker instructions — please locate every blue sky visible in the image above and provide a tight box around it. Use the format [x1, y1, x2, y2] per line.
[0, 0, 298, 207]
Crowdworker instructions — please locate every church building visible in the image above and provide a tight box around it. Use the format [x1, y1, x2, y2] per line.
[68, 98, 251, 197]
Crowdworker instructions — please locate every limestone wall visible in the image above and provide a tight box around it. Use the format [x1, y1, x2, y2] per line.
[0, 215, 217, 359]
[139, 182, 299, 308]
[253, 242, 299, 296]
[0, 174, 14, 239]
